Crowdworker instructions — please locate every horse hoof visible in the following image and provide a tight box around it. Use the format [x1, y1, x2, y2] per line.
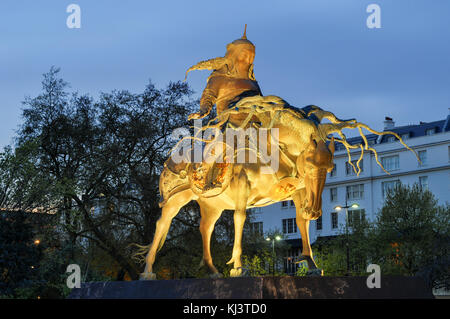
[139, 272, 156, 280]
[209, 272, 223, 279]
[230, 268, 243, 277]
[306, 269, 323, 277]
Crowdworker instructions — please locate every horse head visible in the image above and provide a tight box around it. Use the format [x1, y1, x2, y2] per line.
[296, 135, 335, 219]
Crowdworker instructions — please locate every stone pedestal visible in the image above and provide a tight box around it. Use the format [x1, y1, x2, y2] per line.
[68, 276, 433, 299]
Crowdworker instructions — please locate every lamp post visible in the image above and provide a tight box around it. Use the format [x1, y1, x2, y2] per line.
[334, 199, 359, 276]
[266, 235, 281, 276]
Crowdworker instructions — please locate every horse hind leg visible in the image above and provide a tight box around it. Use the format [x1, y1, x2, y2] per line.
[227, 165, 249, 277]
[140, 190, 193, 280]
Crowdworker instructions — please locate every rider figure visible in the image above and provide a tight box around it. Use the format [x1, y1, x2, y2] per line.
[184, 25, 263, 193]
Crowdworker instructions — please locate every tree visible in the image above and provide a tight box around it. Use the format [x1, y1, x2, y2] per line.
[240, 226, 291, 276]
[312, 183, 449, 289]
[0, 212, 41, 296]
[15, 66, 198, 280]
[373, 183, 449, 289]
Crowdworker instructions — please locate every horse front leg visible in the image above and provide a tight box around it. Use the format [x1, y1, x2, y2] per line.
[198, 202, 223, 278]
[292, 190, 323, 276]
[227, 207, 246, 277]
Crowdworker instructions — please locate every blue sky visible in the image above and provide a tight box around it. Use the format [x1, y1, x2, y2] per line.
[1, 0, 450, 148]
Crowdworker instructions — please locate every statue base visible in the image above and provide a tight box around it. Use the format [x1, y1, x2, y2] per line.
[68, 276, 433, 299]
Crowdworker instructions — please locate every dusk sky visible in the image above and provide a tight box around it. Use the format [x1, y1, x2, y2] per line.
[1, 0, 450, 148]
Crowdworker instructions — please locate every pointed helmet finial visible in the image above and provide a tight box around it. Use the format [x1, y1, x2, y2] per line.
[227, 23, 254, 51]
[242, 24, 247, 39]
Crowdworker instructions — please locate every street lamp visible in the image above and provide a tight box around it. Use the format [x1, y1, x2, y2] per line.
[34, 239, 41, 246]
[334, 199, 359, 276]
[266, 235, 282, 275]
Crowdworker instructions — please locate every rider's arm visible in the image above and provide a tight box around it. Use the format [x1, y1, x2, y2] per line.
[188, 77, 220, 120]
[199, 77, 219, 117]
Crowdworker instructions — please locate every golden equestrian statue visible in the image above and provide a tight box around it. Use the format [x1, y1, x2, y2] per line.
[136, 25, 420, 279]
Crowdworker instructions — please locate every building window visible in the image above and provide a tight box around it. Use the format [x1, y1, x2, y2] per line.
[425, 128, 435, 136]
[381, 155, 399, 171]
[331, 212, 338, 229]
[249, 222, 264, 236]
[382, 180, 401, 198]
[249, 207, 262, 214]
[345, 160, 364, 176]
[345, 159, 363, 176]
[418, 150, 427, 166]
[346, 184, 364, 200]
[282, 218, 297, 234]
[330, 187, 338, 202]
[419, 176, 428, 190]
[282, 201, 294, 208]
[348, 209, 365, 227]
[401, 133, 409, 140]
[386, 136, 396, 143]
[329, 164, 337, 177]
[316, 216, 322, 231]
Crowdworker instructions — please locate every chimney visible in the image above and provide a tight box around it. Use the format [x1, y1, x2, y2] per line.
[384, 116, 395, 130]
[444, 108, 450, 132]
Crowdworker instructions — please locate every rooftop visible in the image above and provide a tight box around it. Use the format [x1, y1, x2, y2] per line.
[333, 114, 450, 150]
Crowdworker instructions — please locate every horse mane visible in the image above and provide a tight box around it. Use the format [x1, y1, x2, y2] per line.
[282, 104, 321, 126]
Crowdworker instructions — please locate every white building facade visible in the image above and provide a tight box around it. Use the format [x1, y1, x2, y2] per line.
[249, 114, 450, 274]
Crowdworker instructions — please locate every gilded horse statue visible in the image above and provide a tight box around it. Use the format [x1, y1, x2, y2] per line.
[138, 101, 335, 279]
[136, 26, 419, 280]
